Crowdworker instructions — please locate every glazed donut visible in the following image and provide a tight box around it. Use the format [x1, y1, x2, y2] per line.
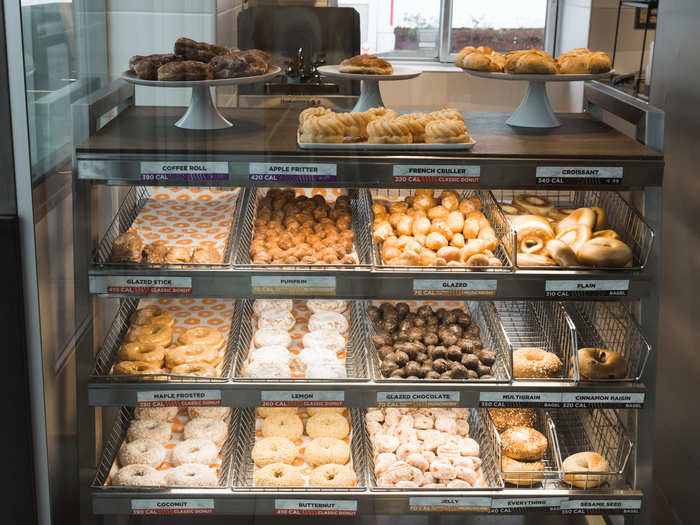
[113, 360, 163, 377]
[308, 463, 357, 487]
[501, 426, 547, 461]
[262, 413, 304, 440]
[563, 452, 610, 488]
[119, 438, 166, 468]
[171, 438, 218, 466]
[556, 224, 592, 254]
[306, 412, 350, 439]
[307, 299, 348, 314]
[592, 229, 620, 240]
[135, 407, 178, 421]
[308, 311, 349, 334]
[165, 345, 218, 369]
[178, 326, 225, 351]
[127, 419, 171, 444]
[188, 407, 231, 420]
[112, 464, 161, 486]
[184, 417, 228, 444]
[257, 309, 296, 331]
[516, 253, 557, 266]
[576, 237, 633, 267]
[125, 324, 173, 347]
[254, 462, 304, 487]
[253, 299, 293, 316]
[591, 206, 607, 230]
[306, 407, 346, 416]
[167, 464, 218, 486]
[170, 362, 217, 377]
[501, 456, 545, 486]
[302, 329, 346, 353]
[257, 407, 297, 418]
[513, 194, 554, 216]
[306, 437, 351, 466]
[513, 347, 562, 378]
[556, 207, 596, 233]
[116, 342, 165, 364]
[546, 239, 580, 267]
[130, 306, 175, 327]
[253, 328, 292, 349]
[252, 437, 298, 467]
[577, 348, 628, 379]
[489, 408, 537, 432]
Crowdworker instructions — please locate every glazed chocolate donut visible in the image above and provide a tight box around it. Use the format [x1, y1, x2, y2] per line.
[577, 348, 628, 379]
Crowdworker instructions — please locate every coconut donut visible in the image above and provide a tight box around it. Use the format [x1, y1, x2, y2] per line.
[165, 345, 218, 369]
[167, 463, 218, 486]
[169, 362, 217, 377]
[188, 407, 231, 420]
[309, 463, 357, 487]
[306, 437, 350, 466]
[253, 328, 292, 349]
[184, 417, 228, 444]
[302, 330, 346, 353]
[249, 345, 293, 366]
[119, 438, 166, 468]
[501, 426, 547, 461]
[489, 408, 537, 432]
[134, 407, 178, 421]
[112, 464, 162, 486]
[253, 299, 294, 316]
[116, 342, 166, 367]
[256, 407, 298, 418]
[501, 456, 544, 486]
[130, 306, 175, 327]
[254, 462, 304, 486]
[308, 311, 348, 334]
[306, 299, 348, 314]
[125, 324, 173, 347]
[513, 194, 555, 216]
[178, 326, 225, 351]
[306, 412, 350, 439]
[563, 451, 610, 488]
[252, 437, 298, 467]
[262, 413, 304, 440]
[257, 309, 296, 331]
[126, 419, 171, 444]
[513, 347, 562, 378]
[577, 237, 633, 267]
[171, 438, 218, 466]
[245, 359, 290, 378]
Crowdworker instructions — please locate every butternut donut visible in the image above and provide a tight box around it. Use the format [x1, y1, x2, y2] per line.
[178, 326, 225, 351]
[513, 194, 554, 216]
[116, 342, 165, 364]
[501, 426, 547, 461]
[308, 463, 357, 487]
[252, 437, 298, 467]
[546, 239, 579, 267]
[513, 347, 562, 378]
[577, 348, 628, 379]
[501, 456, 545, 486]
[130, 306, 175, 327]
[165, 345, 218, 369]
[556, 207, 596, 233]
[489, 408, 537, 432]
[555, 224, 592, 254]
[577, 237, 633, 267]
[254, 462, 304, 487]
[125, 324, 173, 347]
[563, 452, 610, 488]
[306, 412, 350, 439]
[262, 413, 304, 440]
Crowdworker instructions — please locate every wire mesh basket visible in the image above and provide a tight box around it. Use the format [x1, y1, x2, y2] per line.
[564, 302, 651, 382]
[94, 186, 243, 268]
[492, 301, 578, 382]
[549, 408, 633, 490]
[487, 408, 561, 488]
[365, 300, 511, 383]
[234, 187, 373, 270]
[491, 190, 654, 270]
[365, 188, 513, 272]
[232, 407, 368, 491]
[92, 406, 235, 489]
[232, 299, 369, 381]
[90, 298, 240, 381]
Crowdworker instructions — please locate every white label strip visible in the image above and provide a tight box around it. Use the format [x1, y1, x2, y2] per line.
[261, 391, 345, 407]
[377, 391, 460, 407]
[413, 279, 497, 297]
[536, 166, 623, 185]
[561, 499, 641, 514]
[105, 276, 192, 295]
[140, 162, 228, 182]
[409, 497, 492, 512]
[251, 276, 336, 296]
[491, 497, 567, 511]
[545, 280, 629, 297]
[274, 500, 357, 516]
[561, 392, 645, 408]
[479, 391, 562, 407]
[392, 165, 480, 184]
[249, 162, 337, 183]
[137, 390, 221, 407]
[131, 499, 215, 515]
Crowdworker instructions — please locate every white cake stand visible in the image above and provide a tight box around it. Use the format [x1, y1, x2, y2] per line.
[465, 69, 614, 128]
[121, 66, 281, 130]
[317, 65, 421, 112]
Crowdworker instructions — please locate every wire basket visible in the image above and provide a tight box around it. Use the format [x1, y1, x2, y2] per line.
[232, 407, 368, 491]
[94, 186, 242, 268]
[234, 187, 373, 270]
[492, 301, 578, 382]
[92, 406, 235, 490]
[549, 408, 633, 489]
[365, 188, 513, 272]
[90, 298, 240, 381]
[365, 300, 511, 383]
[491, 190, 654, 270]
[564, 302, 651, 382]
[487, 408, 561, 488]
[232, 299, 369, 381]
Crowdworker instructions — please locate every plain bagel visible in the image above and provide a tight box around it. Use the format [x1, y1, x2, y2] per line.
[563, 451, 610, 488]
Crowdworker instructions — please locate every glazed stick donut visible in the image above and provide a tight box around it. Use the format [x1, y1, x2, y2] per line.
[546, 239, 579, 267]
[556, 207, 596, 234]
[563, 452, 610, 488]
[556, 224, 592, 254]
[576, 237, 633, 267]
[513, 194, 554, 216]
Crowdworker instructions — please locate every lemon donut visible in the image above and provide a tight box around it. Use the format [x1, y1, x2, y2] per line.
[167, 464, 218, 486]
[563, 451, 610, 488]
[119, 438, 166, 468]
[125, 324, 173, 347]
[130, 306, 175, 327]
[306, 437, 350, 466]
[254, 462, 304, 487]
[134, 407, 178, 421]
[513, 347, 562, 378]
[252, 437, 298, 467]
[306, 412, 350, 439]
[113, 360, 163, 377]
[126, 419, 171, 444]
[309, 463, 357, 487]
[178, 326, 225, 351]
[112, 464, 161, 486]
[501, 426, 548, 461]
[306, 407, 346, 416]
[165, 345, 218, 369]
[116, 342, 165, 364]
[184, 417, 228, 444]
[170, 362, 217, 377]
[171, 438, 219, 466]
[262, 413, 304, 440]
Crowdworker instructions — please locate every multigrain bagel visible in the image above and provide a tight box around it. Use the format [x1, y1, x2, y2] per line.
[513, 347, 562, 378]
[489, 408, 537, 432]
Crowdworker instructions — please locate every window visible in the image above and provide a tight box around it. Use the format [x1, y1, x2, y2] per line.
[336, 0, 552, 62]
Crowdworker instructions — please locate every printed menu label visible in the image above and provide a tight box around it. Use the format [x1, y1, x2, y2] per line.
[251, 275, 336, 296]
[409, 497, 492, 513]
[393, 165, 480, 184]
[561, 392, 644, 409]
[136, 390, 222, 407]
[140, 162, 228, 182]
[377, 391, 460, 407]
[413, 279, 497, 297]
[479, 391, 562, 408]
[561, 499, 641, 515]
[274, 500, 357, 516]
[105, 276, 192, 295]
[261, 391, 345, 407]
[131, 499, 215, 515]
[249, 163, 337, 183]
[536, 166, 622, 185]
[490, 497, 567, 513]
[544, 280, 629, 298]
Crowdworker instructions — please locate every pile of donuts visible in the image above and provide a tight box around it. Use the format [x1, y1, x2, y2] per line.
[489, 408, 549, 485]
[110, 406, 231, 487]
[501, 194, 633, 267]
[249, 189, 357, 265]
[298, 106, 471, 144]
[368, 407, 487, 488]
[369, 302, 497, 380]
[252, 407, 357, 487]
[112, 305, 225, 378]
[110, 228, 222, 264]
[372, 190, 502, 267]
[244, 299, 349, 379]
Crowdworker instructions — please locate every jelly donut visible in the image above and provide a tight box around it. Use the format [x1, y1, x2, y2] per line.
[167, 463, 218, 486]
[577, 348, 628, 379]
[116, 342, 165, 364]
[253, 328, 292, 348]
[513, 347, 562, 378]
[134, 407, 178, 421]
[112, 464, 161, 486]
[178, 326, 225, 351]
[125, 324, 173, 347]
[306, 299, 348, 314]
[501, 426, 547, 461]
[253, 299, 293, 316]
[170, 362, 217, 377]
[501, 456, 544, 486]
[576, 237, 633, 267]
[386, 461, 425, 485]
[171, 438, 218, 466]
[254, 462, 304, 487]
[458, 437, 480, 457]
[302, 329, 346, 353]
[489, 408, 537, 432]
[306, 437, 350, 466]
[309, 463, 357, 487]
[373, 433, 399, 453]
[126, 419, 171, 444]
[252, 437, 298, 467]
[184, 417, 228, 444]
[119, 438, 166, 468]
[306, 412, 350, 439]
[562, 451, 610, 488]
[130, 306, 175, 327]
[262, 413, 304, 440]
[165, 345, 218, 369]
[257, 309, 295, 331]
[308, 311, 349, 334]
[188, 407, 232, 420]
[429, 458, 456, 480]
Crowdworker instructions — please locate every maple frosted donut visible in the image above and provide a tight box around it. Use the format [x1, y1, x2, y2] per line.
[254, 462, 304, 487]
[252, 437, 298, 467]
[309, 463, 357, 487]
[184, 417, 228, 444]
[501, 456, 544, 486]
[125, 324, 172, 347]
[134, 407, 178, 421]
[116, 342, 165, 364]
[188, 407, 231, 420]
[307, 407, 346, 416]
[253, 328, 292, 348]
[245, 358, 289, 378]
[308, 311, 348, 334]
[119, 438, 166, 468]
[513, 347, 562, 378]
[165, 345, 218, 369]
[171, 438, 218, 466]
[302, 329, 346, 353]
[501, 426, 547, 461]
[306, 437, 350, 466]
[113, 360, 163, 377]
[170, 362, 217, 377]
[112, 464, 161, 486]
[250, 345, 292, 366]
[306, 412, 350, 439]
[167, 463, 218, 486]
[257, 406, 297, 418]
[257, 309, 295, 331]
[126, 419, 171, 444]
[306, 299, 348, 314]
[253, 299, 293, 316]
[130, 306, 175, 327]
[262, 413, 304, 440]
[178, 326, 225, 351]
[563, 451, 610, 488]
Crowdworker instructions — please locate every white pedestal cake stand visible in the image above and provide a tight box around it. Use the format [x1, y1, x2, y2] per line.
[317, 65, 421, 113]
[121, 66, 281, 130]
[465, 69, 614, 128]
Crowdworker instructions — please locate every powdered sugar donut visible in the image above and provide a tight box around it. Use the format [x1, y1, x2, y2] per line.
[134, 407, 178, 421]
[258, 310, 295, 331]
[245, 359, 290, 378]
[413, 413, 434, 430]
[459, 437, 480, 456]
[295, 347, 337, 370]
[308, 311, 348, 334]
[167, 463, 218, 486]
[253, 328, 292, 348]
[366, 409, 385, 423]
[455, 465, 478, 484]
[396, 441, 421, 460]
[253, 299, 293, 316]
[367, 421, 382, 435]
[171, 438, 218, 466]
[188, 407, 232, 420]
[119, 438, 166, 468]
[435, 416, 457, 434]
[250, 345, 292, 366]
[184, 417, 228, 444]
[113, 464, 162, 486]
[429, 458, 456, 480]
[306, 299, 348, 314]
[302, 329, 346, 353]
[305, 359, 347, 379]
[126, 419, 171, 444]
